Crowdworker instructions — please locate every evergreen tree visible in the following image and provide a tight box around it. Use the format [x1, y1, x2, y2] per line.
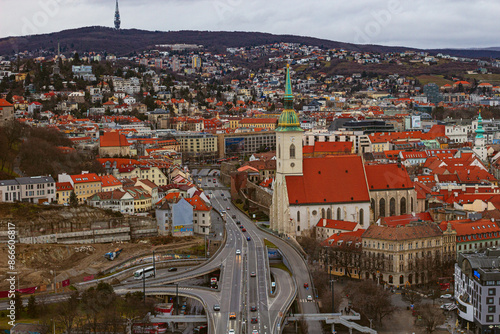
[69, 191, 78, 207]
[27, 295, 37, 318]
[14, 292, 24, 317]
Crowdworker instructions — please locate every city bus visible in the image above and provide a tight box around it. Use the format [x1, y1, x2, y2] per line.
[132, 322, 168, 334]
[437, 277, 453, 291]
[134, 266, 155, 280]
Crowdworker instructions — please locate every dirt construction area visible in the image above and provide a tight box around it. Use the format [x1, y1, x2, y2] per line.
[0, 238, 202, 290]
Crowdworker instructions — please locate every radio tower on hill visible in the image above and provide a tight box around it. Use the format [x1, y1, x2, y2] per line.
[114, 0, 121, 30]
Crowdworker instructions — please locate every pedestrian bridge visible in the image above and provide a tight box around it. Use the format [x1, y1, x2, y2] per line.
[286, 313, 377, 334]
[151, 315, 207, 323]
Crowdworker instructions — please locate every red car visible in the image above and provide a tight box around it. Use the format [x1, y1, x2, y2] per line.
[242, 228, 247, 232]
[304, 283, 309, 289]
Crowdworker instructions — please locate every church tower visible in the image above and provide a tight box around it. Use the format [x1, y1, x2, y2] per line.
[473, 110, 487, 162]
[114, 0, 121, 30]
[270, 64, 303, 235]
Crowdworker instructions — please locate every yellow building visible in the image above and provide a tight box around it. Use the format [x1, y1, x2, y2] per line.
[56, 182, 73, 204]
[125, 186, 152, 213]
[59, 173, 102, 203]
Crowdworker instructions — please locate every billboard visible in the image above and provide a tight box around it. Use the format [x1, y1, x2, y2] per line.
[225, 137, 245, 155]
[411, 116, 421, 129]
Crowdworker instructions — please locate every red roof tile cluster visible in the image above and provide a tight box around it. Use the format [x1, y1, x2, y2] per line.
[101, 175, 121, 188]
[71, 173, 101, 184]
[381, 212, 433, 227]
[321, 229, 365, 247]
[438, 219, 500, 241]
[286, 156, 370, 205]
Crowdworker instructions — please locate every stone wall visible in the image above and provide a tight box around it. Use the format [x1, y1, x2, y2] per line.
[0, 206, 158, 244]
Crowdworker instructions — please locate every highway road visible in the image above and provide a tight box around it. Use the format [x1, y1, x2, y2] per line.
[4, 170, 318, 334]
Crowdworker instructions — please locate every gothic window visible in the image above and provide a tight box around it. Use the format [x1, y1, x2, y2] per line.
[278, 144, 281, 159]
[379, 198, 386, 217]
[411, 197, 414, 212]
[327, 208, 332, 220]
[390, 197, 396, 216]
[321, 208, 325, 219]
[360, 209, 364, 225]
[297, 211, 300, 222]
[337, 207, 342, 220]
[400, 197, 407, 215]
[289, 144, 296, 159]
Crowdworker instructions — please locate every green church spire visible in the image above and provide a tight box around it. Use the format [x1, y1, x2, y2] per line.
[476, 109, 484, 139]
[276, 64, 302, 132]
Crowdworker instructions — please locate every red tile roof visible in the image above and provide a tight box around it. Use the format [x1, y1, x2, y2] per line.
[56, 182, 73, 191]
[185, 195, 211, 211]
[316, 219, 358, 231]
[71, 173, 101, 183]
[362, 224, 443, 241]
[365, 163, 413, 191]
[100, 131, 130, 147]
[439, 219, 500, 240]
[381, 212, 434, 227]
[286, 156, 370, 205]
[0, 99, 13, 107]
[100, 175, 121, 188]
[321, 229, 365, 247]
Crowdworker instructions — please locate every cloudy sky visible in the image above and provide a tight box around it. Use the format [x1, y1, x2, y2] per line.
[0, 0, 497, 49]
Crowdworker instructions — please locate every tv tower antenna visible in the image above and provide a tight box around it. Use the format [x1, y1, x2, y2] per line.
[114, 0, 121, 30]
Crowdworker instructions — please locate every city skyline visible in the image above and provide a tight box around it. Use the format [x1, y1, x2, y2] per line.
[0, 0, 498, 49]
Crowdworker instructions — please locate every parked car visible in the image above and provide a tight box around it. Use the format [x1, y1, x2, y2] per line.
[168, 267, 177, 272]
[440, 294, 453, 299]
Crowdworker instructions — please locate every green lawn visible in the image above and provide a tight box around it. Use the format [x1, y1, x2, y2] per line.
[270, 262, 292, 276]
[264, 239, 277, 249]
[464, 73, 500, 84]
[417, 75, 454, 87]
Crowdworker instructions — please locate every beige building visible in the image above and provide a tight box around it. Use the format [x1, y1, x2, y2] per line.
[99, 131, 131, 157]
[362, 224, 448, 287]
[175, 133, 218, 161]
[114, 166, 168, 186]
[56, 182, 73, 204]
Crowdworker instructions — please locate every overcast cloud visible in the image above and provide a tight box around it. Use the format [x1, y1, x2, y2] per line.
[0, 0, 497, 49]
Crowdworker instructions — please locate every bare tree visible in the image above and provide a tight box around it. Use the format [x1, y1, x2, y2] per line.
[56, 291, 80, 334]
[401, 289, 422, 305]
[343, 280, 396, 327]
[417, 304, 445, 333]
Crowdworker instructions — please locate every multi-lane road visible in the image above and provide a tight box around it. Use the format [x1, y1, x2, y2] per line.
[3, 171, 321, 333]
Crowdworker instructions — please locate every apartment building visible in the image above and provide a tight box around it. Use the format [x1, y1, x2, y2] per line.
[455, 248, 500, 333]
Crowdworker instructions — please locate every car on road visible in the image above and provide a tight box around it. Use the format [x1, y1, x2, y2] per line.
[247, 237, 251, 241]
[251, 272, 256, 277]
[250, 305, 257, 312]
[303, 283, 309, 289]
[440, 294, 453, 299]
[252, 331, 258, 334]
[440, 303, 457, 311]
[226, 207, 230, 210]
[242, 228, 247, 232]
[167, 267, 177, 272]
[228, 330, 235, 334]
[221, 210, 226, 214]
[232, 215, 236, 219]
[236, 221, 241, 225]
[239, 225, 244, 229]
[236, 249, 241, 255]
[229, 312, 236, 320]
[213, 304, 220, 311]
[221, 193, 224, 196]
[307, 295, 313, 301]
[251, 317, 258, 324]
[224, 198, 227, 201]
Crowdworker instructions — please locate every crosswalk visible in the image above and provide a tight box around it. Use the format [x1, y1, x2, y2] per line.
[298, 298, 315, 303]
